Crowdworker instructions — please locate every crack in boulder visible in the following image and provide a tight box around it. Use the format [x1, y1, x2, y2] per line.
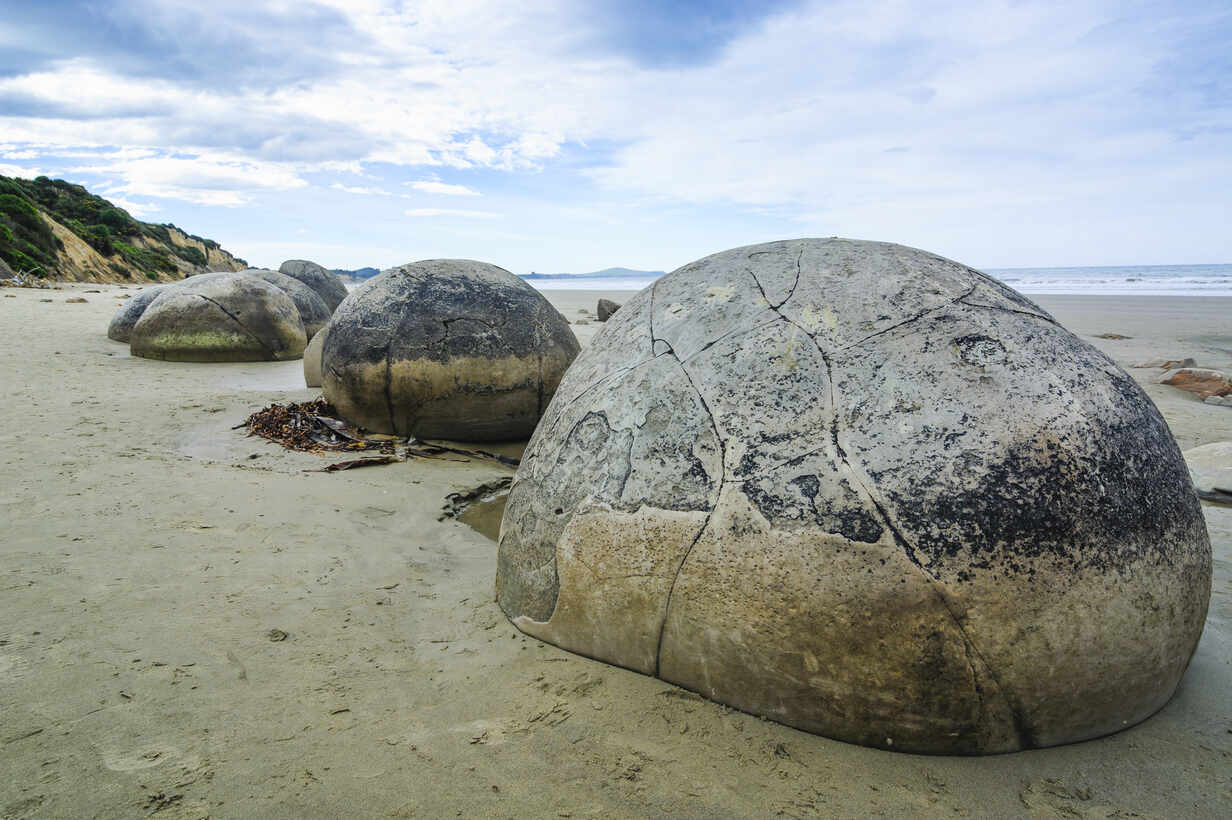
[195, 294, 273, 356]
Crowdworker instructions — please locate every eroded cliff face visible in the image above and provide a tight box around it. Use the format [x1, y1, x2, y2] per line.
[39, 214, 245, 283]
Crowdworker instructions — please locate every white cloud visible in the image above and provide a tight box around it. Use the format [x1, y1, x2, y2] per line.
[71, 153, 307, 206]
[330, 183, 393, 196]
[0, 163, 48, 179]
[408, 180, 480, 196]
[0, 1, 1227, 266]
[405, 208, 499, 218]
[102, 196, 158, 219]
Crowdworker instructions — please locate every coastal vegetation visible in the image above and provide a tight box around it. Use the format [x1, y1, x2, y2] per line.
[0, 174, 244, 281]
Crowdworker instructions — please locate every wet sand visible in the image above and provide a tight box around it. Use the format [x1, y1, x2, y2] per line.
[1, 283, 1229, 818]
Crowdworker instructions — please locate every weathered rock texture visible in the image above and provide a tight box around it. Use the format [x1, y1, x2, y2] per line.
[106, 284, 168, 342]
[597, 298, 621, 322]
[131, 272, 306, 362]
[243, 269, 331, 340]
[279, 260, 349, 313]
[303, 323, 329, 388]
[322, 260, 580, 440]
[496, 237, 1211, 755]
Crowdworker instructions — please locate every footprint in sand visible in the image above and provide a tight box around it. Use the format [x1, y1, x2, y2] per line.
[101, 742, 197, 773]
[0, 653, 30, 681]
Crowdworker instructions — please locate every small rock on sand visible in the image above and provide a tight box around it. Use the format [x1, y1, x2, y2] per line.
[1183, 441, 1232, 504]
[597, 298, 622, 321]
[66, 297, 87, 303]
[1160, 367, 1232, 399]
[1135, 357, 1196, 369]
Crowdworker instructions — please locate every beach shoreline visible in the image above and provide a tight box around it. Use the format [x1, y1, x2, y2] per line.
[1, 282, 1228, 817]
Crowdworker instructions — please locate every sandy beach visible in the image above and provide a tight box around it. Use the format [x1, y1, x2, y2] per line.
[1, 284, 1229, 818]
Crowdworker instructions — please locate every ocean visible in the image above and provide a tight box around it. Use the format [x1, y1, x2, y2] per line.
[518, 263, 1232, 296]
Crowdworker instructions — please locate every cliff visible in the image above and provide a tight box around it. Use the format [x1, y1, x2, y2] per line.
[0, 175, 246, 283]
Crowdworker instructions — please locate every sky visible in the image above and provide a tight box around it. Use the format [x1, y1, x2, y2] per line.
[0, 0, 1228, 273]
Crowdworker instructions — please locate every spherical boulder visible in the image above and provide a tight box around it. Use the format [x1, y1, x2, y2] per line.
[322, 259, 580, 441]
[496, 238, 1211, 755]
[279, 259, 348, 313]
[303, 322, 329, 388]
[131, 272, 306, 362]
[242, 268, 331, 340]
[107, 284, 168, 342]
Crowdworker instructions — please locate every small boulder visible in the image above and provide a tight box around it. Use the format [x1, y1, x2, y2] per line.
[1160, 367, 1232, 399]
[66, 297, 87, 303]
[243, 269, 331, 340]
[597, 298, 622, 321]
[107, 285, 168, 342]
[1183, 441, 1232, 504]
[303, 323, 329, 388]
[1135, 357, 1196, 369]
[131, 273, 306, 362]
[279, 260, 349, 313]
[323, 259, 580, 440]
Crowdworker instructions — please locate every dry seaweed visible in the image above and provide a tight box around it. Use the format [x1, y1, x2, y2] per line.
[240, 399, 397, 454]
[239, 399, 522, 470]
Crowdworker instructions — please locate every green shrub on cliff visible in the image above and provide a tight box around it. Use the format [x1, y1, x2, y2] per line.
[0, 173, 240, 280]
[0, 193, 58, 275]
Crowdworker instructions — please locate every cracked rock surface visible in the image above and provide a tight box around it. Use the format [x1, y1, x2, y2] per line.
[322, 259, 580, 440]
[130, 272, 307, 362]
[496, 237, 1212, 755]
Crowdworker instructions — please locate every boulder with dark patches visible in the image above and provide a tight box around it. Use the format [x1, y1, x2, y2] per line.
[106, 284, 169, 342]
[243, 268, 331, 340]
[322, 259, 580, 441]
[496, 237, 1211, 755]
[279, 259, 349, 313]
[597, 298, 622, 321]
[130, 272, 306, 362]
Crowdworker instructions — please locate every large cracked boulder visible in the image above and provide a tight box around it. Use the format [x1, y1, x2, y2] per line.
[322, 259, 580, 441]
[107, 284, 168, 342]
[496, 237, 1211, 755]
[131, 272, 306, 362]
[279, 259, 348, 313]
[243, 269, 331, 340]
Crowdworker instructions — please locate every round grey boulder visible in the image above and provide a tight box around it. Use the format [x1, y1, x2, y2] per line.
[131, 272, 306, 362]
[279, 259, 348, 313]
[242, 268, 331, 340]
[496, 237, 1211, 755]
[107, 284, 168, 342]
[322, 259, 580, 441]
